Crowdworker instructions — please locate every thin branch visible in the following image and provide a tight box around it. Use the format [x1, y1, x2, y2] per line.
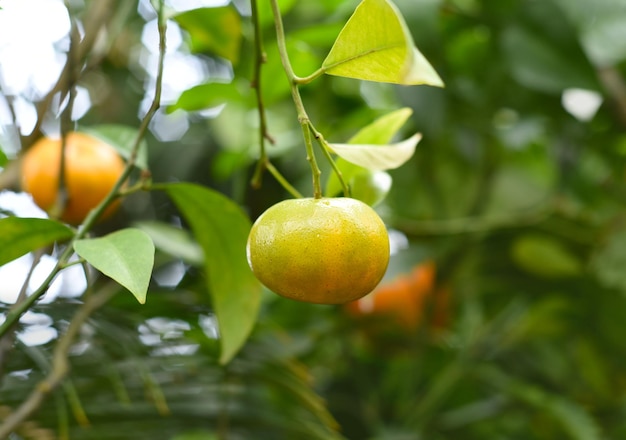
[20, 0, 117, 150]
[597, 66, 626, 127]
[0, 251, 45, 380]
[249, 0, 303, 200]
[269, 0, 322, 198]
[308, 125, 350, 197]
[0, 284, 118, 438]
[266, 162, 303, 198]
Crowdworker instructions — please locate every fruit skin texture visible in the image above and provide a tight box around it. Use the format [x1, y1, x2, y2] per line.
[21, 132, 125, 225]
[246, 197, 390, 304]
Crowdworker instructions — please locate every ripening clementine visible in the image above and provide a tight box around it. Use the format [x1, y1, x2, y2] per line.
[345, 260, 444, 330]
[246, 197, 390, 304]
[21, 131, 125, 225]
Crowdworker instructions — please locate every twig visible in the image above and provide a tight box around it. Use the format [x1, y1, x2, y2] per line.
[269, 0, 322, 198]
[0, 284, 118, 438]
[597, 66, 626, 127]
[0, 251, 44, 380]
[20, 0, 117, 150]
[249, 0, 302, 199]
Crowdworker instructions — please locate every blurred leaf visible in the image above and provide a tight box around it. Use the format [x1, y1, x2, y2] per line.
[134, 220, 204, 266]
[262, 38, 322, 104]
[80, 125, 149, 171]
[484, 367, 602, 440]
[349, 170, 392, 207]
[170, 431, 218, 440]
[0, 217, 73, 266]
[74, 228, 155, 304]
[329, 133, 421, 170]
[163, 182, 261, 364]
[257, 0, 297, 28]
[321, 0, 443, 86]
[554, 0, 626, 66]
[174, 6, 242, 64]
[511, 234, 582, 278]
[590, 226, 626, 290]
[0, 146, 7, 166]
[257, 358, 342, 437]
[168, 82, 244, 113]
[501, 25, 598, 93]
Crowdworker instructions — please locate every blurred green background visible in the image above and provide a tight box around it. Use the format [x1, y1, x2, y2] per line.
[2, 0, 626, 438]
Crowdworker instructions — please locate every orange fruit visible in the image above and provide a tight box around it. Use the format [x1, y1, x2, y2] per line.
[21, 131, 125, 225]
[345, 260, 445, 330]
[246, 197, 390, 304]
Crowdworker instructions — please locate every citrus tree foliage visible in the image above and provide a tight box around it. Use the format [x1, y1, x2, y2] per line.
[1, 0, 626, 439]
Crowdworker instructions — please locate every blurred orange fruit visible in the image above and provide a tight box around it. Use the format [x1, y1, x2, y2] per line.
[21, 132, 125, 225]
[346, 260, 449, 330]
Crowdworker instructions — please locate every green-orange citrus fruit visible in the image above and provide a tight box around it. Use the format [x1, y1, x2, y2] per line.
[246, 197, 390, 304]
[21, 131, 125, 225]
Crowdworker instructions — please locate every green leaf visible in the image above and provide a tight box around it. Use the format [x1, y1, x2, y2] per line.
[168, 82, 243, 113]
[590, 227, 626, 291]
[325, 108, 413, 202]
[163, 182, 261, 364]
[554, 0, 626, 66]
[74, 228, 155, 304]
[134, 220, 204, 267]
[501, 26, 598, 93]
[0, 146, 7, 167]
[257, 0, 297, 28]
[174, 6, 242, 65]
[484, 367, 602, 440]
[321, 0, 443, 86]
[511, 234, 582, 278]
[329, 133, 421, 170]
[171, 431, 218, 440]
[80, 125, 149, 171]
[0, 217, 73, 266]
[348, 107, 414, 145]
[348, 170, 392, 207]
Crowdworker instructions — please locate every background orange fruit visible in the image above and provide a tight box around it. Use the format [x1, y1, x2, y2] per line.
[246, 197, 390, 304]
[345, 260, 449, 330]
[21, 131, 125, 225]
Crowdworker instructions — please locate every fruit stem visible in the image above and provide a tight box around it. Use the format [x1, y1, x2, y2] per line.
[308, 124, 351, 197]
[270, 0, 323, 198]
[266, 161, 304, 198]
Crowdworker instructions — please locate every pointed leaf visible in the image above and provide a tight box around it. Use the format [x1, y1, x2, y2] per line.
[0, 217, 73, 266]
[163, 182, 261, 364]
[348, 107, 414, 145]
[329, 133, 421, 171]
[74, 229, 155, 304]
[80, 125, 149, 171]
[326, 108, 413, 202]
[321, 0, 443, 86]
[174, 6, 242, 64]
